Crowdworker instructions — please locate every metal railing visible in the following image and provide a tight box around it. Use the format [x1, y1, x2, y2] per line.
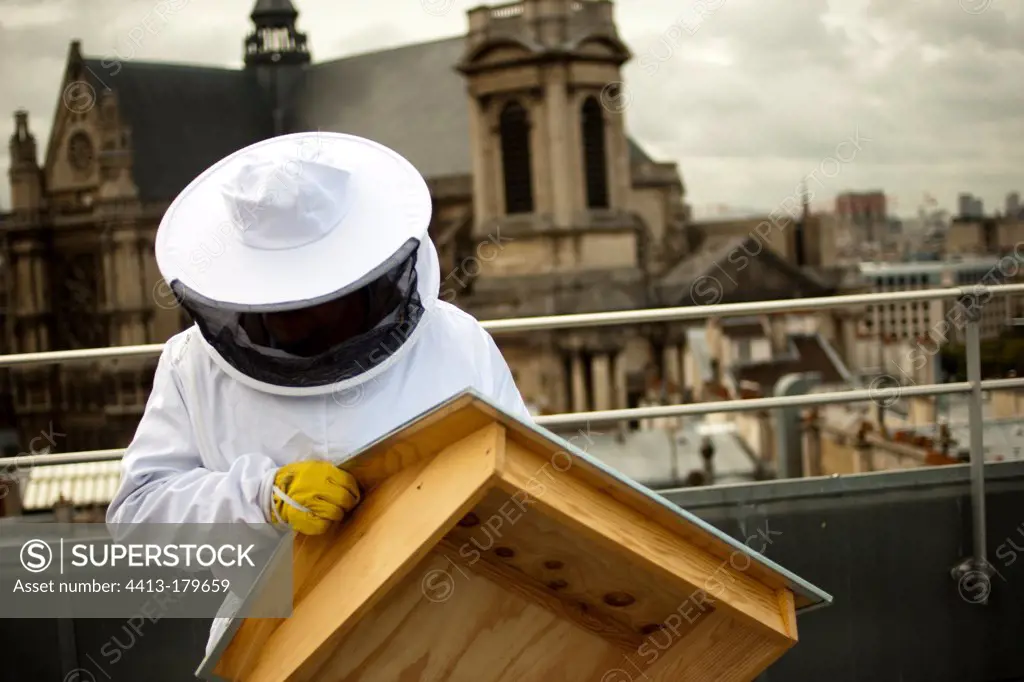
[3, 284, 1022, 368]
[3, 283, 1024, 591]
[3, 377, 1022, 469]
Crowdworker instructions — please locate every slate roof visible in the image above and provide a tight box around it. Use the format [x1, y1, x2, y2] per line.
[656, 234, 837, 306]
[658, 236, 745, 290]
[76, 34, 658, 202]
[80, 59, 274, 203]
[288, 37, 472, 179]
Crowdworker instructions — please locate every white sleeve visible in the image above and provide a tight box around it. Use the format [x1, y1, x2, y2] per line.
[105, 347, 278, 527]
[475, 325, 534, 424]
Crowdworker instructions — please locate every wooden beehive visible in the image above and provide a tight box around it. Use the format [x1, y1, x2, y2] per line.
[198, 391, 831, 682]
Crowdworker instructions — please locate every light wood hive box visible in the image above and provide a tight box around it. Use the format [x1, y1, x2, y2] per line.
[198, 391, 831, 682]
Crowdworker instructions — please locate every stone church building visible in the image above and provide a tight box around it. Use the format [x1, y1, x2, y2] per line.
[2, 0, 840, 452]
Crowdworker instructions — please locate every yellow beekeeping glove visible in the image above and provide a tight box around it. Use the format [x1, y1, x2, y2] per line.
[269, 460, 361, 535]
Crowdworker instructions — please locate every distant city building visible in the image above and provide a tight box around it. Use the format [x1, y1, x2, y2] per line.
[836, 191, 887, 241]
[958, 192, 984, 219]
[958, 194, 971, 217]
[946, 214, 1024, 257]
[1007, 192, 1021, 220]
[856, 258, 1023, 345]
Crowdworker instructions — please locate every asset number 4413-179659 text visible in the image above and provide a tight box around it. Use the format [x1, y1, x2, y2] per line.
[124, 578, 230, 593]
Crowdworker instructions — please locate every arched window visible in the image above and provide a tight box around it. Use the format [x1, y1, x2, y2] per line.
[499, 101, 534, 214]
[581, 97, 609, 209]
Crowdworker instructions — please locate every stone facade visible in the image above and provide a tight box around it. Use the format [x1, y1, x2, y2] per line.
[4, 69, 182, 451]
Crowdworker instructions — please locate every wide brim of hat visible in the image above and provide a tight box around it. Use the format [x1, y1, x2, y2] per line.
[155, 131, 432, 309]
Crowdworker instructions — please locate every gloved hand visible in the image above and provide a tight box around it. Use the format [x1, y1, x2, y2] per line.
[269, 460, 361, 535]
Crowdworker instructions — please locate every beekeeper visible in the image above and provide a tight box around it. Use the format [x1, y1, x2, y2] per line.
[105, 132, 532, 646]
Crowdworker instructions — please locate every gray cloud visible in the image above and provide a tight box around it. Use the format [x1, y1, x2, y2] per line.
[0, 0, 1021, 220]
[867, 0, 1024, 53]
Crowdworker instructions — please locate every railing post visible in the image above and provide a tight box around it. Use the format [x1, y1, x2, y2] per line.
[965, 303, 987, 568]
[951, 291, 992, 604]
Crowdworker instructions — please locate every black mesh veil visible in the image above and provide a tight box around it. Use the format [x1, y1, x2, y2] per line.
[171, 238, 424, 390]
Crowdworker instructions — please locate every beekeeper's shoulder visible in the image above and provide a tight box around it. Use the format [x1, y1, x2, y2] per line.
[431, 301, 496, 350]
[160, 325, 208, 377]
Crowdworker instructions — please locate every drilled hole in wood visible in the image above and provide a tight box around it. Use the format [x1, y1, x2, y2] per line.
[494, 546, 515, 558]
[543, 560, 564, 570]
[603, 592, 636, 607]
[457, 512, 479, 527]
[640, 623, 665, 635]
[547, 579, 568, 591]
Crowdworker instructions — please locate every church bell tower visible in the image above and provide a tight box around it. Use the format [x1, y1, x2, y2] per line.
[244, 0, 311, 134]
[457, 0, 634, 233]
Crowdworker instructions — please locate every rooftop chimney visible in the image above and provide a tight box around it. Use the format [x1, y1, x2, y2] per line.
[763, 315, 788, 354]
[53, 494, 74, 523]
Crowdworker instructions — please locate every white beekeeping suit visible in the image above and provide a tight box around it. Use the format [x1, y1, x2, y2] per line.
[105, 131, 531, 654]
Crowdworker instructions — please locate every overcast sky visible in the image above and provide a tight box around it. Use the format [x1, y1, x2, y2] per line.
[1, 0, 1021, 219]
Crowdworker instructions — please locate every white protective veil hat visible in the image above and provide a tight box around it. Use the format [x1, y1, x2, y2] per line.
[155, 131, 439, 396]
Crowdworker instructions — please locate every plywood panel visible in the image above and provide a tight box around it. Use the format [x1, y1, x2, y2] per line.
[460, 398, 816, 609]
[497, 441, 792, 641]
[443, 487, 714, 649]
[314, 551, 626, 682]
[640, 609, 793, 682]
[508, 423, 801, 599]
